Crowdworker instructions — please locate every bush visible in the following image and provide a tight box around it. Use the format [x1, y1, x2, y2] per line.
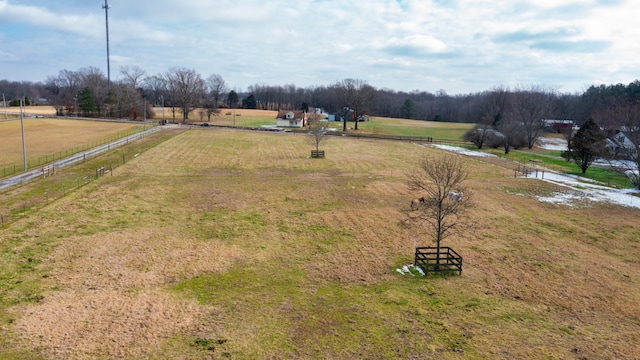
[9, 97, 31, 106]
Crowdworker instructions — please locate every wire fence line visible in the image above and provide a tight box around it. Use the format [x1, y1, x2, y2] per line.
[1, 127, 156, 179]
[0, 127, 164, 227]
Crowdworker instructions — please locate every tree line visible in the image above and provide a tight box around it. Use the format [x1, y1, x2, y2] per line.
[0, 65, 636, 124]
[461, 83, 640, 189]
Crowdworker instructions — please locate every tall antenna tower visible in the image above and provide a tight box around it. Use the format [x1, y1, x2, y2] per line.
[102, 0, 111, 93]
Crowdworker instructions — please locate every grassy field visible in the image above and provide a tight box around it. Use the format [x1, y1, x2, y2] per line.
[2, 106, 56, 117]
[157, 108, 474, 139]
[361, 117, 472, 140]
[0, 127, 639, 359]
[0, 117, 143, 169]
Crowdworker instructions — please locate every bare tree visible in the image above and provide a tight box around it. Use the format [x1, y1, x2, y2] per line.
[166, 67, 204, 123]
[406, 153, 472, 268]
[116, 66, 148, 120]
[603, 98, 640, 189]
[120, 65, 146, 89]
[337, 79, 376, 131]
[78, 66, 108, 117]
[496, 111, 527, 154]
[560, 123, 577, 161]
[483, 86, 510, 126]
[511, 86, 557, 149]
[464, 115, 494, 149]
[206, 74, 228, 109]
[307, 109, 330, 152]
[143, 74, 168, 106]
[44, 69, 81, 115]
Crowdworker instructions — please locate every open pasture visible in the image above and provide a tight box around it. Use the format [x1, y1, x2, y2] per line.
[361, 116, 473, 140]
[169, 108, 473, 139]
[2, 106, 56, 117]
[1, 129, 639, 359]
[154, 108, 280, 128]
[0, 118, 141, 168]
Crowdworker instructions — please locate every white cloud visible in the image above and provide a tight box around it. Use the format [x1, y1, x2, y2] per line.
[0, 0, 639, 94]
[382, 35, 448, 54]
[0, 49, 18, 61]
[0, 1, 102, 37]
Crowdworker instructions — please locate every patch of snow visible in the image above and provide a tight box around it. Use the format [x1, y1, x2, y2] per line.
[537, 192, 587, 207]
[432, 143, 640, 209]
[537, 137, 567, 151]
[431, 144, 497, 157]
[396, 264, 425, 276]
[592, 158, 638, 170]
[528, 171, 640, 209]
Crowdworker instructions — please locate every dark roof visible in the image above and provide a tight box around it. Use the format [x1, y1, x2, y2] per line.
[276, 110, 305, 120]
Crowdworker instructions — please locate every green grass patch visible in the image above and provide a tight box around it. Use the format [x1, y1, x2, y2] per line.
[482, 148, 634, 188]
[358, 117, 472, 139]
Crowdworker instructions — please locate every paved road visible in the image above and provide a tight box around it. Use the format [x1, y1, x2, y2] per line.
[0, 127, 162, 191]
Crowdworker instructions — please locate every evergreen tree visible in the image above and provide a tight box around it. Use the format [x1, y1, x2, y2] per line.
[243, 94, 257, 109]
[567, 117, 606, 174]
[227, 90, 238, 108]
[400, 99, 416, 119]
[77, 87, 96, 116]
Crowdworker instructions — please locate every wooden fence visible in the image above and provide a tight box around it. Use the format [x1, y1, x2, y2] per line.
[414, 246, 462, 275]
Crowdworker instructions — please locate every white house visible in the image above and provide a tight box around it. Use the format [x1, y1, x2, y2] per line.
[276, 110, 307, 128]
[609, 131, 638, 160]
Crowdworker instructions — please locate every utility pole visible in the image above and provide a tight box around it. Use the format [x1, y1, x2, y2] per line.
[102, 0, 111, 93]
[20, 98, 27, 171]
[143, 100, 146, 130]
[2, 93, 6, 119]
[162, 95, 165, 121]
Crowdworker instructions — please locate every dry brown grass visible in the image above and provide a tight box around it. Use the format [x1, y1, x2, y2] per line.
[0, 118, 140, 167]
[2, 129, 640, 359]
[3, 106, 56, 116]
[13, 289, 207, 359]
[151, 108, 278, 119]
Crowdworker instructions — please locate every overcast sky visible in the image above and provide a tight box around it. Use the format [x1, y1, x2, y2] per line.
[0, 0, 638, 94]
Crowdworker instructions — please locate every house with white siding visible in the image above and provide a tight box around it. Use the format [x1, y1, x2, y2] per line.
[276, 110, 307, 128]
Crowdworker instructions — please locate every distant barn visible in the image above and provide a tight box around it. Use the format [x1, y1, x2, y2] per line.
[543, 119, 574, 133]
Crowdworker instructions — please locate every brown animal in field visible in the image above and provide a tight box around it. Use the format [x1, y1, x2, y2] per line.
[411, 197, 426, 209]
